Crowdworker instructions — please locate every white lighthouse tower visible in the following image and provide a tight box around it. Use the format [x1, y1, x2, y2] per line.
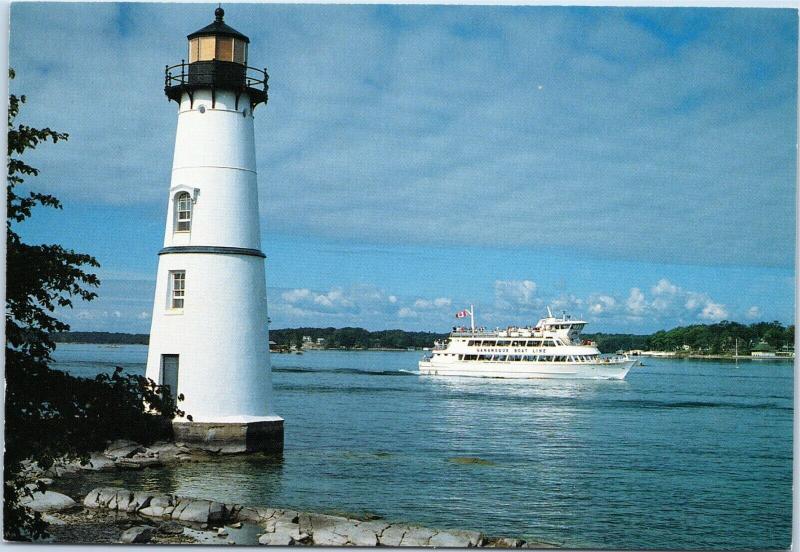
[145, 7, 283, 453]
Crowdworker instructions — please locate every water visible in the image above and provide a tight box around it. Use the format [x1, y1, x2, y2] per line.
[51, 344, 792, 550]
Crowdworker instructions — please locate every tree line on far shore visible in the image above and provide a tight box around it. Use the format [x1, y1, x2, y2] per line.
[54, 320, 794, 354]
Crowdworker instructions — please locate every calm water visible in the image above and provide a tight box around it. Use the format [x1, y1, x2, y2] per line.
[52, 344, 792, 550]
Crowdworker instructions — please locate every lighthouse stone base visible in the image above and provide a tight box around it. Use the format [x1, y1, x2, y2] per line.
[172, 417, 284, 454]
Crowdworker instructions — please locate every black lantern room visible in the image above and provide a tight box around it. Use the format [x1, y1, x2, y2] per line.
[165, 8, 268, 109]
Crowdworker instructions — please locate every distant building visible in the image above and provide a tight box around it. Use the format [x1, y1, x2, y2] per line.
[751, 342, 776, 358]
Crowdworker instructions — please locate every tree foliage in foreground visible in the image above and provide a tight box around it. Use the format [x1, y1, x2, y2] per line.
[5, 69, 181, 541]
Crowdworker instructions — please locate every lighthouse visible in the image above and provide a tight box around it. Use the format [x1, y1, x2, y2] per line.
[145, 8, 283, 453]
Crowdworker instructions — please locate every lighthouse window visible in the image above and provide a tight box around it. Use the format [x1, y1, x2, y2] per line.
[169, 271, 186, 310]
[175, 192, 192, 232]
[199, 36, 216, 61]
[233, 39, 247, 64]
[216, 37, 233, 61]
[188, 38, 200, 63]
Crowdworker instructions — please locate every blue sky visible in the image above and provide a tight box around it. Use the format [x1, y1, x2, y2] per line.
[9, 3, 797, 334]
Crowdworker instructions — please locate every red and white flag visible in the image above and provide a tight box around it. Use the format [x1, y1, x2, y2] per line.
[455, 309, 470, 319]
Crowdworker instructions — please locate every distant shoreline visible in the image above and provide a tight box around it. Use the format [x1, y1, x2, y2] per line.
[53, 320, 794, 357]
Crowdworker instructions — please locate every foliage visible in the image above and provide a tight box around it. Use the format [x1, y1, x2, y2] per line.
[585, 320, 794, 354]
[5, 69, 181, 541]
[52, 331, 150, 345]
[269, 327, 448, 350]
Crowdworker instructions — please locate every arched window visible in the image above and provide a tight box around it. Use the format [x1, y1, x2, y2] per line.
[175, 192, 192, 232]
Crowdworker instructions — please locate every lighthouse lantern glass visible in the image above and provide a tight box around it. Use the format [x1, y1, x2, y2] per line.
[188, 36, 247, 65]
[216, 37, 233, 61]
[233, 39, 247, 64]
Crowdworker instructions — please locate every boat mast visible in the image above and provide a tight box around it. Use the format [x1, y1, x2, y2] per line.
[470, 304, 475, 333]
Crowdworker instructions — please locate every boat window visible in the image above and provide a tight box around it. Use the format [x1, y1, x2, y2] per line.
[467, 340, 475, 346]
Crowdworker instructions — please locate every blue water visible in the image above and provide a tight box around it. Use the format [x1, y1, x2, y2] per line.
[51, 344, 792, 550]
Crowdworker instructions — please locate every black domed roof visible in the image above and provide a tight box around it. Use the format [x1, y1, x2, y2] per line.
[187, 7, 249, 43]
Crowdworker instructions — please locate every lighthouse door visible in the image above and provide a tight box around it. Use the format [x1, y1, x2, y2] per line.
[160, 354, 179, 403]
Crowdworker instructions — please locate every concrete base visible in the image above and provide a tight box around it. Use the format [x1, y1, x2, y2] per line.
[172, 419, 284, 454]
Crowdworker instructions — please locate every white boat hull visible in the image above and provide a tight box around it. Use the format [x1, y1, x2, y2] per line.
[418, 358, 635, 380]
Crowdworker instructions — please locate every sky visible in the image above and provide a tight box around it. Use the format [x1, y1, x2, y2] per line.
[9, 3, 797, 334]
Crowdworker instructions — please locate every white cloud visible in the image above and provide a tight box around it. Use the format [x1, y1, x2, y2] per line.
[746, 305, 761, 319]
[652, 278, 678, 296]
[494, 280, 538, 309]
[398, 307, 417, 318]
[588, 294, 616, 315]
[626, 288, 647, 315]
[699, 301, 728, 321]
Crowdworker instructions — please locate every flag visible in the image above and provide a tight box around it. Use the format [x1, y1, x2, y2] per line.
[455, 309, 470, 319]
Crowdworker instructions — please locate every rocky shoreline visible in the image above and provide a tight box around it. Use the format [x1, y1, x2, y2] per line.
[19, 440, 556, 547]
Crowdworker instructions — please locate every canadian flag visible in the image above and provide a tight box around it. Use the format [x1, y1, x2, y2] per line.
[455, 309, 470, 319]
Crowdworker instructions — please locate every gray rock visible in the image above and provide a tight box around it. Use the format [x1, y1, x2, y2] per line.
[104, 442, 145, 460]
[400, 525, 437, 547]
[158, 521, 185, 535]
[41, 513, 66, 526]
[357, 520, 390, 537]
[237, 507, 263, 522]
[82, 454, 116, 471]
[21, 491, 77, 513]
[520, 541, 557, 548]
[217, 527, 228, 537]
[312, 527, 349, 546]
[172, 498, 227, 524]
[120, 525, 155, 544]
[492, 537, 526, 548]
[298, 512, 351, 534]
[258, 521, 307, 546]
[116, 455, 162, 469]
[379, 524, 408, 546]
[344, 524, 378, 546]
[429, 529, 484, 548]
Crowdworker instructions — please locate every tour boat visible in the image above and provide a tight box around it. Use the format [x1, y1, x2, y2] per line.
[419, 307, 635, 380]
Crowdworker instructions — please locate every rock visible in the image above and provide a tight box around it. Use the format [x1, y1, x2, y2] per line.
[83, 487, 128, 509]
[379, 524, 408, 546]
[217, 527, 228, 537]
[343, 524, 378, 546]
[120, 526, 155, 544]
[172, 498, 227, 524]
[81, 454, 116, 471]
[104, 441, 145, 460]
[357, 520, 390, 537]
[429, 529, 484, 547]
[298, 512, 351, 534]
[41, 513, 66, 526]
[400, 525, 436, 547]
[139, 494, 175, 518]
[258, 521, 307, 546]
[520, 541, 557, 548]
[311, 527, 349, 546]
[493, 537, 526, 548]
[158, 521, 185, 535]
[116, 455, 163, 469]
[237, 507, 263, 522]
[20, 491, 77, 513]
[229, 522, 243, 529]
